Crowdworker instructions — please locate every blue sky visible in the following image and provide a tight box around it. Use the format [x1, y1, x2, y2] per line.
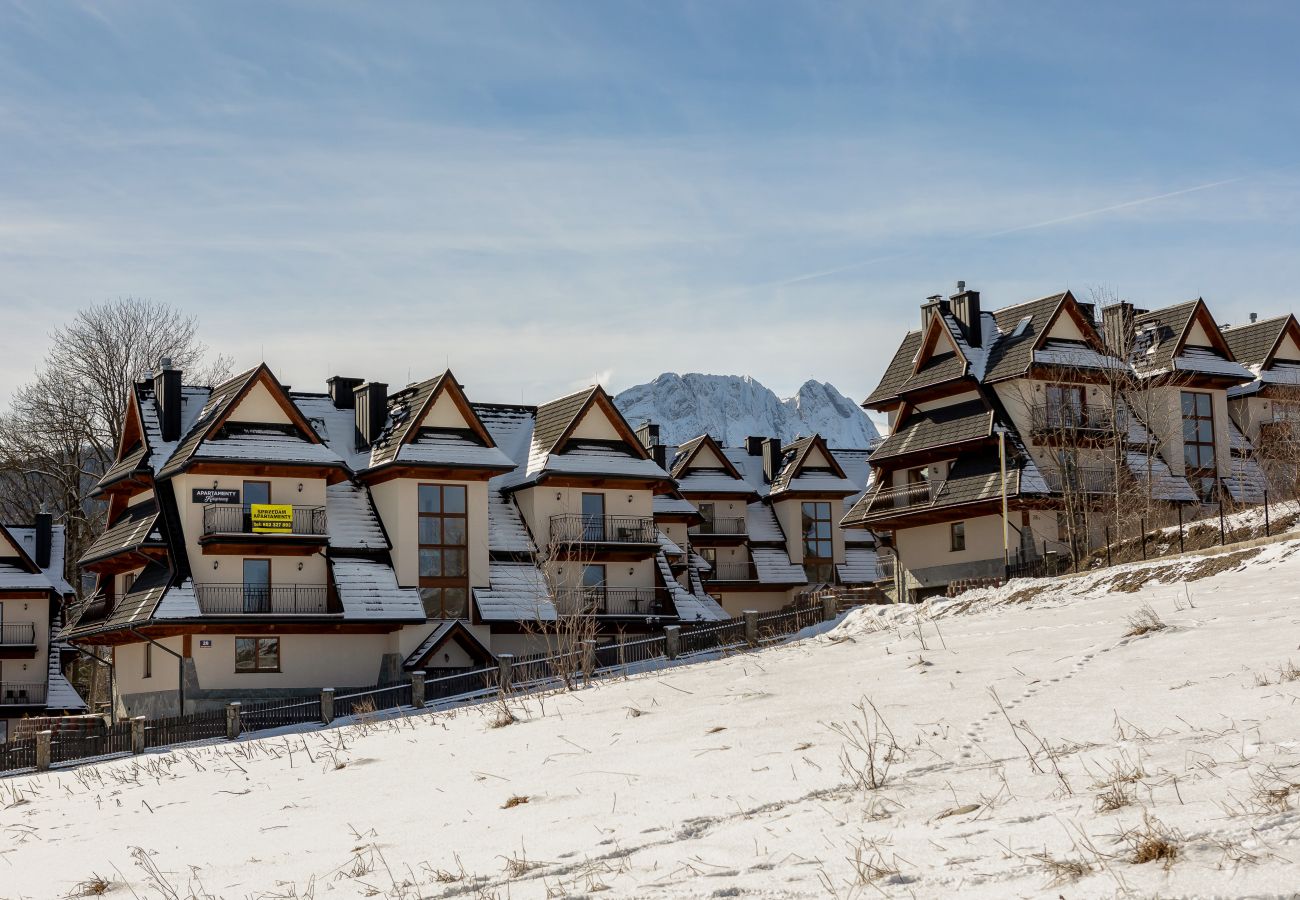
[2, 1, 1299, 408]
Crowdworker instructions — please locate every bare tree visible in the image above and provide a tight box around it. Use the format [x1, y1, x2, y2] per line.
[0, 298, 231, 585]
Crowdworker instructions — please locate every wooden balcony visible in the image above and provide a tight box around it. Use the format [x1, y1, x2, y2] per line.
[1029, 405, 1123, 444]
[193, 584, 339, 616]
[0, 622, 37, 659]
[551, 587, 675, 619]
[199, 505, 329, 554]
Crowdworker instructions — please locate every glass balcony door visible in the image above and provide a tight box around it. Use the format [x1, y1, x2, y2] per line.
[581, 493, 606, 541]
[242, 559, 271, 613]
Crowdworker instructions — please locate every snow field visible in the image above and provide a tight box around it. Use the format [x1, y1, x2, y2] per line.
[5, 540, 1300, 897]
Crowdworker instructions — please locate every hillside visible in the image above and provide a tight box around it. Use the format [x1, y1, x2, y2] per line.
[614, 372, 879, 448]
[7, 541, 1300, 897]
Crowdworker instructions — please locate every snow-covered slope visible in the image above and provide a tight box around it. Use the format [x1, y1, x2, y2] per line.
[615, 372, 879, 448]
[9, 539, 1300, 897]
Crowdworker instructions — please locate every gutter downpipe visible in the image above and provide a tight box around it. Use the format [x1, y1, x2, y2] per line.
[999, 429, 1010, 580]
[129, 628, 184, 716]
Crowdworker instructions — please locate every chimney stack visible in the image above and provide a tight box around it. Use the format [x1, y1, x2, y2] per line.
[327, 375, 364, 409]
[949, 282, 982, 347]
[34, 512, 52, 570]
[920, 295, 948, 332]
[1250, 312, 1258, 324]
[154, 357, 182, 443]
[634, 421, 667, 469]
[761, 437, 783, 484]
[353, 382, 389, 449]
[1101, 303, 1136, 358]
[745, 436, 765, 456]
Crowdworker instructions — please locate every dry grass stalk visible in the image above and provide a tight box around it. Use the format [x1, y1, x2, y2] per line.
[66, 875, 113, 897]
[1031, 853, 1090, 886]
[827, 696, 900, 792]
[845, 836, 902, 885]
[1119, 814, 1180, 867]
[1124, 602, 1167, 637]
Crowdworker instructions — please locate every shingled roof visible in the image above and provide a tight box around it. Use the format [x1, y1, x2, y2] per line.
[1131, 300, 1200, 373]
[863, 331, 922, 408]
[982, 292, 1068, 383]
[870, 399, 993, 462]
[1222, 315, 1291, 368]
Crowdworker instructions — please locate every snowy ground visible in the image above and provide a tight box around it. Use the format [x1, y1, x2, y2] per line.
[6, 542, 1300, 898]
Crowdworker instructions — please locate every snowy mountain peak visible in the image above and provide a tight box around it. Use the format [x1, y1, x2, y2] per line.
[614, 372, 879, 448]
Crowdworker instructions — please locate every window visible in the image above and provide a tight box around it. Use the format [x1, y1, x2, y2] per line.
[235, 637, 280, 673]
[1045, 384, 1086, 428]
[698, 502, 715, 531]
[122, 571, 135, 595]
[581, 492, 606, 540]
[1181, 391, 1217, 500]
[143, 641, 152, 679]
[801, 501, 835, 583]
[950, 522, 966, 552]
[242, 481, 271, 531]
[418, 484, 469, 619]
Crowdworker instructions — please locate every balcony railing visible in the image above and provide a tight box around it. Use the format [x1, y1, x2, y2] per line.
[689, 517, 747, 536]
[706, 561, 757, 581]
[552, 587, 673, 617]
[0, 682, 47, 706]
[1029, 405, 1123, 436]
[875, 555, 896, 582]
[202, 505, 328, 537]
[861, 480, 944, 517]
[0, 623, 36, 646]
[550, 515, 657, 545]
[1041, 467, 1116, 495]
[194, 584, 335, 616]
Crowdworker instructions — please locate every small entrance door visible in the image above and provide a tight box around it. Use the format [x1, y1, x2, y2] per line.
[581, 493, 605, 541]
[243, 559, 271, 613]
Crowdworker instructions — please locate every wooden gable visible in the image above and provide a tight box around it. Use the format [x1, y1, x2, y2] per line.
[1267, 316, 1300, 365]
[675, 434, 745, 479]
[0, 524, 40, 573]
[555, 388, 651, 460]
[1177, 300, 1238, 359]
[410, 372, 497, 445]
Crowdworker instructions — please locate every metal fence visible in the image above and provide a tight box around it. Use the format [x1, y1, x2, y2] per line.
[0, 597, 845, 777]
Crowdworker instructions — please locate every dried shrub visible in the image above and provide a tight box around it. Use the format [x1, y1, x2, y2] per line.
[502, 795, 530, 809]
[1124, 602, 1166, 637]
[1120, 815, 1180, 867]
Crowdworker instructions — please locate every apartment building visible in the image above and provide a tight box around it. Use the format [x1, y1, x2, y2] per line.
[847, 285, 1262, 600]
[653, 432, 879, 615]
[65, 363, 728, 717]
[0, 515, 85, 740]
[1222, 313, 1300, 489]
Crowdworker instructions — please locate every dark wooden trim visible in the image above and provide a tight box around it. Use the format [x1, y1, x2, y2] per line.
[361, 464, 500, 486]
[185, 461, 348, 482]
[199, 538, 325, 556]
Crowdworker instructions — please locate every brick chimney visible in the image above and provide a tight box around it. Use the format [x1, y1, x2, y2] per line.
[153, 357, 182, 443]
[634, 421, 667, 469]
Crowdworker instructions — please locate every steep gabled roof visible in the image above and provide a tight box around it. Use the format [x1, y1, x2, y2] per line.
[670, 433, 745, 481]
[982, 292, 1069, 382]
[158, 365, 330, 478]
[897, 311, 971, 396]
[864, 330, 922, 409]
[770, 434, 850, 494]
[1132, 299, 1220, 373]
[1222, 314, 1296, 369]
[0, 523, 42, 575]
[524, 385, 658, 480]
[870, 398, 993, 462]
[367, 371, 512, 472]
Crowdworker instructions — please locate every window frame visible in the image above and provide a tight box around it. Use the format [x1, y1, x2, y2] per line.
[417, 483, 470, 620]
[801, 501, 835, 582]
[234, 636, 281, 673]
[143, 641, 152, 679]
[1180, 391, 1218, 500]
[950, 521, 966, 552]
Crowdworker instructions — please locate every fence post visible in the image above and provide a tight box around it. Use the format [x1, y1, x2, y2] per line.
[821, 592, 838, 622]
[1265, 488, 1271, 537]
[320, 688, 335, 725]
[1219, 494, 1226, 546]
[1178, 504, 1185, 554]
[744, 610, 759, 646]
[410, 672, 425, 708]
[581, 641, 597, 682]
[1140, 518, 1146, 560]
[1105, 526, 1112, 568]
[35, 730, 50, 771]
[131, 716, 145, 754]
[226, 702, 241, 741]
[663, 626, 680, 660]
[497, 654, 514, 694]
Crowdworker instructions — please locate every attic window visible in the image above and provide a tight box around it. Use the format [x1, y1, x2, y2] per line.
[1012, 315, 1032, 338]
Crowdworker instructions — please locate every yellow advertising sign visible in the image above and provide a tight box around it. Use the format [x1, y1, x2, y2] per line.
[249, 504, 294, 534]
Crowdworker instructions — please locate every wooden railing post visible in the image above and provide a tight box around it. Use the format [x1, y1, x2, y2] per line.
[320, 688, 335, 725]
[131, 717, 146, 754]
[743, 610, 759, 646]
[35, 730, 51, 771]
[497, 655, 514, 694]
[410, 672, 425, 708]
[663, 625, 680, 660]
[226, 702, 241, 740]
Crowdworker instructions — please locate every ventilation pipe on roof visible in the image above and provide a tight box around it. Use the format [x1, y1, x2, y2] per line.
[34, 512, 52, 570]
[154, 357, 182, 443]
[327, 376, 364, 409]
[353, 382, 388, 449]
[1251, 312, 1258, 324]
[950, 281, 982, 347]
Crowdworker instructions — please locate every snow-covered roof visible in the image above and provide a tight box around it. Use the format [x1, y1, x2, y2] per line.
[745, 503, 785, 543]
[1223, 456, 1269, 504]
[393, 431, 517, 469]
[836, 547, 880, 584]
[653, 495, 699, 517]
[474, 563, 555, 622]
[751, 548, 809, 585]
[1033, 341, 1127, 370]
[654, 551, 727, 622]
[488, 489, 535, 555]
[658, 530, 684, 557]
[192, 430, 343, 465]
[0, 562, 61, 592]
[773, 471, 857, 494]
[327, 482, 388, 551]
[1124, 451, 1198, 502]
[1172, 348, 1253, 380]
[293, 394, 371, 471]
[532, 443, 669, 480]
[152, 580, 202, 619]
[675, 471, 755, 494]
[140, 385, 211, 475]
[8, 524, 73, 594]
[330, 559, 425, 620]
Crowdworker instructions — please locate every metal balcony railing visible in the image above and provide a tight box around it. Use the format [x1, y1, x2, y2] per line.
[1029, 405, 1123, 435]
[202, 505, 328, 537]
[551, 587, 672, 617]
[689, 517, 747, 536]
[194, 584, 335, 616]
[875, 555, 896, 582]
[707, 561, 757, 581]
[861, 480, 944, 516]
[549, 515, 657, 545]
[0, 682, 46, 706]
[1041, 467, 1117, 495]
[0, 623, 36, 646]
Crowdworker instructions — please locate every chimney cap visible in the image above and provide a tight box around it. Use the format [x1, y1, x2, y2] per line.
[1250, 312, 1258, 323]
[159, 356, 174, 370]
[956, 280, 965, 292]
